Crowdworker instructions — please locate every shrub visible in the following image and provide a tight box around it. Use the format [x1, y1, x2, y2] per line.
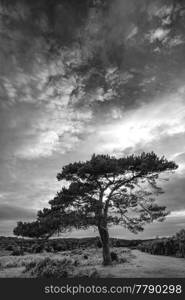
[71, 249, 82, 255]
[115, 241, 121, 247]
[24, 260, 38, 272]
[44, 246, 54, 253]
[110, 251, 118, 262]
[11, 247, 24, 256]
[96, 240, 102, 248]
[175, 251, 183, 258]
[24, 257, 74, 278]
[30, 244, 44, 254]
[5, 245, 14, 251]
[74, 268, 100, 278]
[74, 260, 79, 267]
[52, 243, 64, 252]
[3, 261, 19, 268]
[119, 257, 128, 264]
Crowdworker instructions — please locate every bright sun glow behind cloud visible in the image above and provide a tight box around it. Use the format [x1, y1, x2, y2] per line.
[168, 210, 185, 218]
[98, 92, 185, 155]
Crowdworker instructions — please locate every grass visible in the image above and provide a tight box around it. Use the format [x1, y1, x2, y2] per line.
[0, 247, 131, 277]
[1, 247, 184, 278]
[24, 257, 74, 278]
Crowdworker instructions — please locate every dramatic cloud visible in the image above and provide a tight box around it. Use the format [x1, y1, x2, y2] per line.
[0, 204, 36, 221]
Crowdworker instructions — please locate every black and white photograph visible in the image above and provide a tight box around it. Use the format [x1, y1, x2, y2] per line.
[0, 0, 185, 282]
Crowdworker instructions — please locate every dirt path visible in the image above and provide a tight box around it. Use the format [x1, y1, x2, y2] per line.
[96, 250, 185, 277]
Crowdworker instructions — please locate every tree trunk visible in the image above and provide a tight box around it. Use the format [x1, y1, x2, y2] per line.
[98, 224, 112, 266]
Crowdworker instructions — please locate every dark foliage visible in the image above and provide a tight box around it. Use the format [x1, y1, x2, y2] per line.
[0, 236, 142, 253]
[110, 251, 118, 261]
[24, 257, 74, 278]
[138, 229, 185, 258]
[96, 239, 102, 248]
[30, 244, 44, 254]
[5, 245, 14, 251]
[11, 246, 24, 256]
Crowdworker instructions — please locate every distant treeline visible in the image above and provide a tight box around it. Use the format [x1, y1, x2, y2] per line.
[138, 230, 185, 258]
[0, 236, 143, 254]
[1, 229, 185, 258]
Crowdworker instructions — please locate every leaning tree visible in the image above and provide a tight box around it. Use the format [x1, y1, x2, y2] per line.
[14, 152, 177, 265]
[13, 207, 72, 240]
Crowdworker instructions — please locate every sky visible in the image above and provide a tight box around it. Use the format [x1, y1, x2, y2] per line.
[0, 0, 185, 238]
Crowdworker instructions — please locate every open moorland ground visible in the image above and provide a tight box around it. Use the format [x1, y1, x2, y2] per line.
[0, 247, 185, 278]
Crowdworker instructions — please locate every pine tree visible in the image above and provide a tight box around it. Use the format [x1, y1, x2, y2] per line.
[14, 152, 177, 265]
